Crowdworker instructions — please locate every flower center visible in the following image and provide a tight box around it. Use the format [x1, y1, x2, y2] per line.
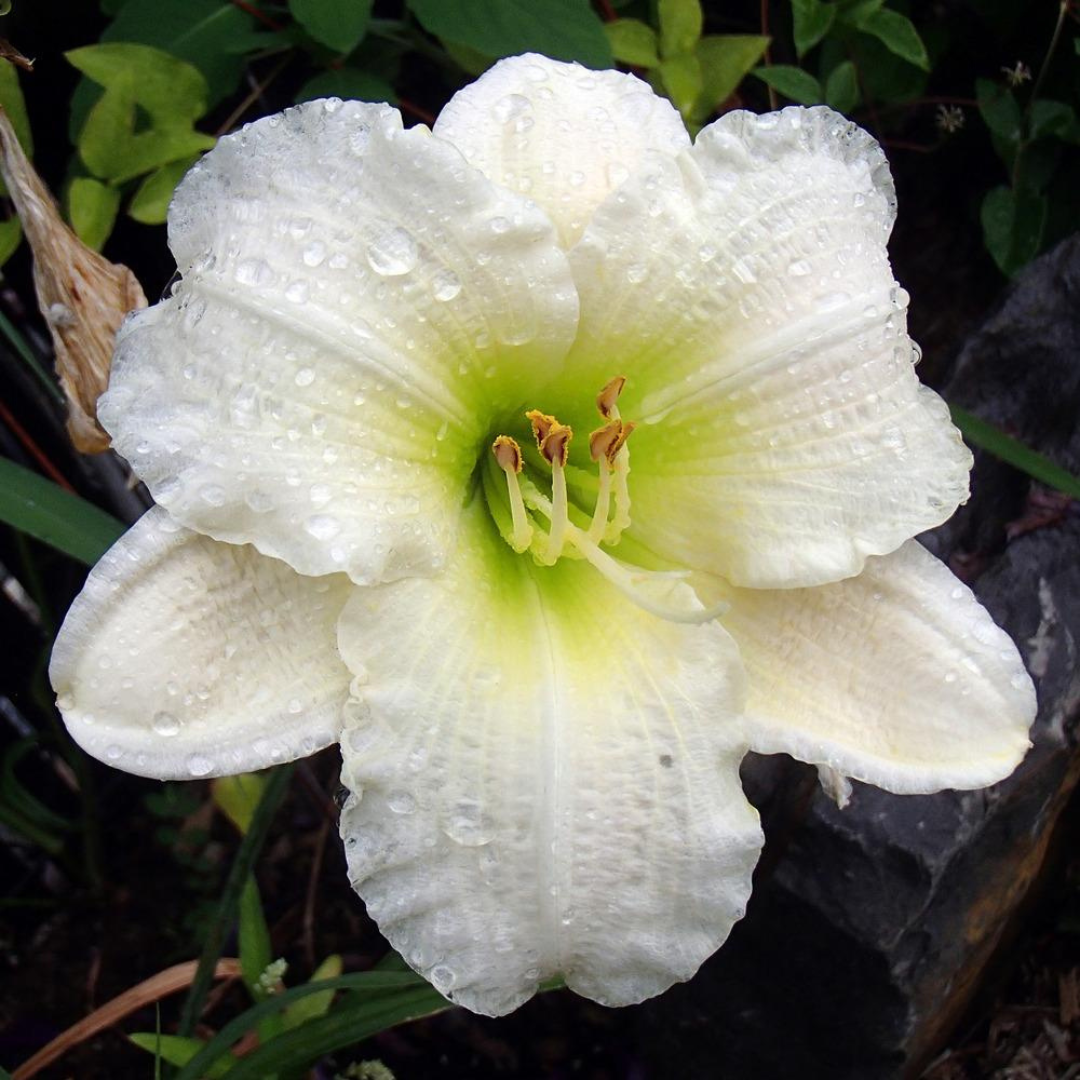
[484, 377, 723, 625]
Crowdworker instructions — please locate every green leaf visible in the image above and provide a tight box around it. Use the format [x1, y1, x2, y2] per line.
[128, 155, 201, 225]
[752, 64, 824, 104]
[847, 29, 925, 103]
[216, 988, 450, 1080]
[658, 0, 703, 58]
[129, 1034, 233, 1077]
[825, 59, 860, 113]
[77, 76, 136, 179]
[296, 68, 397, 105]
[67, 177, 121, 251]
[99, 0, 256, 104]
[78, 76, 214, 184]
[852, 7, 929, 71]
[838, 0, 884, 22]
[0, 218, 21, 267]
[0, 63, 29, 256]
[407, 0, 613, 69]
[213, 773, 268, 834]
[605, 19, 660, 68]
[792, 0, 836, 57]
[289, 0, 373, 54]
[980, 184, 1047, 276]
[67, 43, 210, 124]
[1031, 99, 1079, 143]
[283, 955, 344, 1029]
[0, 59, 33, 160]
[0, 459, 125, 565]
[949, 405, 1080, 498]
[692, 35, 770, 118]
[238, 877, 273, 998]
[72, 56, 215, 185]
[176, 973, 448, 1080]
[976, 78, 1022, 142]
[659, 52, 703, 119]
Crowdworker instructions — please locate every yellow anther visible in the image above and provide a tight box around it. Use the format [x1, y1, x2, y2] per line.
[539, 422, 573, 467]
[596, 375, 627, 420]
[589, 419, 623, 463]
[492, 434, 523, 474]
[525, 408, 558, 449]
[590, 419, 635, 467]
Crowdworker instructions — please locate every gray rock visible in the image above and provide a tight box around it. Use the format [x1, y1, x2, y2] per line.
[637, 235, 1080, 1079]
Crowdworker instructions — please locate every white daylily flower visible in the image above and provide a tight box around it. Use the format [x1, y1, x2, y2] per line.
[49, 54, 1036, 1018]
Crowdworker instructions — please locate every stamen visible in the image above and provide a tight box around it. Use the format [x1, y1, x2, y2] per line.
[538, 421, 572, 564]
[526, 408, 558, 449]
[596, 375, 626, 420]
[491, 435, 533, 553]
[587, 420, 621, 543]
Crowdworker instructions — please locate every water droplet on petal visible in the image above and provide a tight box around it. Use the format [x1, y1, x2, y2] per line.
[152, 711, 180, 737]
[388, 791, 416, 814]
[187, 754, 213, 777]
[366, 226, 418, 276]
[493, 93, 531, 124]
[303, 241, 327, 267]
[443, 799, 494, 846]
[235, 258, 273, 287]
[432, 269, 461, 302]
[305, 514, 341, 541]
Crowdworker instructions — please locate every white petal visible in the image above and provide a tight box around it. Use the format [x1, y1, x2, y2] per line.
[50, 507, 353, 779]
[434, 53, 689, 247]
[698, 541, 1035, 794]
[564, 106, 970, 588]
[101, 100, 578, 586]
[336, 507, 761, 1016]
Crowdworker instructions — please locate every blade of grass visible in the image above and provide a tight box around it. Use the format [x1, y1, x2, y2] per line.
[177, 971, 566, 1080]
[176, 763, 295, 1037]
[950, 404, 1080, 498]
[176, 974, 448, 1080]
[225, 987, 449, 1079]
[0, 308, 64, 405]
[0, 458, 124, 564]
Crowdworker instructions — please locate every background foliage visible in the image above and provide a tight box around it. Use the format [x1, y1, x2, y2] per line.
[0, 0, 1078, 1076]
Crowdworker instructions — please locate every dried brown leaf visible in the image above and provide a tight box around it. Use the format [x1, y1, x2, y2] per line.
[0, 105, 146, 453]
[11, 957, 242, 1079]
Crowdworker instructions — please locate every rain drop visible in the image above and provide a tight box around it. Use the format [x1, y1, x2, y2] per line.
[305, 514, 342, 540]
[432, 269, 462, 302]
[302, 241, 327, 267]
[152, 711, 181, 737]
[235, 258, 273, 286]
[493, 93, 531, 124]
[187, 754, 214, 777]
[387, 791, 417, 815]
[366, 226, 418, 276]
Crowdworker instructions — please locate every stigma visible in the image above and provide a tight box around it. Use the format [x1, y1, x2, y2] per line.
[488, 377, 723, 625]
